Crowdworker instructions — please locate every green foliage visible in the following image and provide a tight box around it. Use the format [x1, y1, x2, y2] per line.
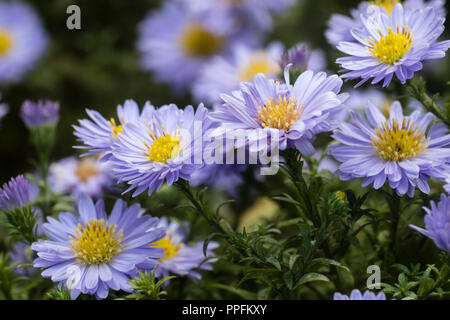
[46, 284, 71, 300]
[126, 269, 175, 300]
[381, 259, 450, 300]
[2, 206, 38, 244]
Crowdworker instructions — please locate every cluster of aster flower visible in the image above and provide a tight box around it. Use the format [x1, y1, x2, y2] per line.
[31, 195, 217, 299]
[136, 0, 324, 104]
[1, 0, 450, 302]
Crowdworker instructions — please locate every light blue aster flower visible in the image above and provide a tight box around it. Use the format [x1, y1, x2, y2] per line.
[325, 0, 446, 46]
[73, 99, 155, 161]
[20, 100, 59, 129]
[137, 2, 243, 92]
[326, 3, 368, 46]
[186, 0, 296, 32]
[32, 196, 166, 300]
[193, 42, 284, 105]
[0, 1, 48, 84]
[140, 217, 218, 282]
[337, 88, 391, 121]
[0, 175, 38, 212]
[9, 242, 37, 277]
[410, 194, 450, 252]
[336, 4, 450, 87]
[110, 103, 215, 197]
[445, 177, 450, 194]
[334, 289, 386, 300]
[48, 156, 115, 199]
[210, 69, 348, 157]
[190, 164, 247, 197]
[329, 101, 450, 197]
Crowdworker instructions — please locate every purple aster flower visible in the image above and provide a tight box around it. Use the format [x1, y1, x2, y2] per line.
[110, 103, 215, 197]
[337, 88, 392, 121]
[334, 289, 386, 300]
[445, 176, 450, 194]
[0, 1, 48, 84]
[20, 100, 59, 129]
[325, 0, 446, 46]
[336, 4, 450, 87]
[280, 43, 310, 71]
[137, 2, 242, 92]
[329, 101, 450, 197]
[32, 196, 166, 300]
[193, 42, 283, 105]
[210, 69, 348, 157]
[9, 242, 36, 277]
[410, 194, 450, 252]
[326, 3, 368, 46]
[140, 217, 218, 282]
[280, 43, 328, 74]
[190, 164, 247, 197]
[73, 99, 155, 161]
[0, 175, 39, 212]
[48, 156, 115, 199]
[185, 0, 296, 32]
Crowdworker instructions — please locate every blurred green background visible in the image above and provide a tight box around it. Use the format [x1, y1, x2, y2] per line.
[0, 0, 448, 182]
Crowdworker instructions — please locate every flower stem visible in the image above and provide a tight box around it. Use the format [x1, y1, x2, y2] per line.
[385, 190, 401, 270]
[174, 180, 231, 236]
[407, 77, 450, 127]
[280, 149, 320, 227]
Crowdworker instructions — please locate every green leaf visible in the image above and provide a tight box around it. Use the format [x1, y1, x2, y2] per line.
[209, 283, 257, 300]
[295, 273, 330, 289]
[203, 232, 224, 256]
[283, 271, 295, 290]
[309, 258, 350, 272]
[266, 257, 282, 271]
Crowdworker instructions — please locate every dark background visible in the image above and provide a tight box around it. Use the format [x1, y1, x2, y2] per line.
[0, 0, 448, 182]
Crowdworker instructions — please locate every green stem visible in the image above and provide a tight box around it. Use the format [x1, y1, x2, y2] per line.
[385, 191, 401, 270]
[280, 149, 320, 227]
[174, 180, 226, 235]
[407, 78, 450, 127]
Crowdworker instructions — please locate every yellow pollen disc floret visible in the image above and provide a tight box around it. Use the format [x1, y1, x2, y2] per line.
[256, 96, 301, 131]
[71, 219, 123, 265]
[109, 118, 123, 138]
[369, 0, 401, 14]
[143, 129, 182, 164]
[180, 23, 224, 58]
[75, 160, 99, 182]
[152, 236, 184, 261]
[0, 29, 13, 56]
[367, 25, 413, 65]
[238, 53, 281, 82]
[372, 119, 428, 162]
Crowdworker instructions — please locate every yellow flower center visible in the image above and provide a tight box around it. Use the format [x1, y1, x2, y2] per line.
[75, 160, 99, 183]
[143, 130, 182, 164]
[152, 237, 183, 261]
[109, 118, 123, 138]
[369, 0, 401, 14]
[256, 96, 301, 131]
[0, 29, 13, 56]
[238, 53, 281, 82]
[180, 23, 224, 58]
[71, 219, 123, 265]
[372, 119, 428, 162]
[367, 26, 413, 65]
